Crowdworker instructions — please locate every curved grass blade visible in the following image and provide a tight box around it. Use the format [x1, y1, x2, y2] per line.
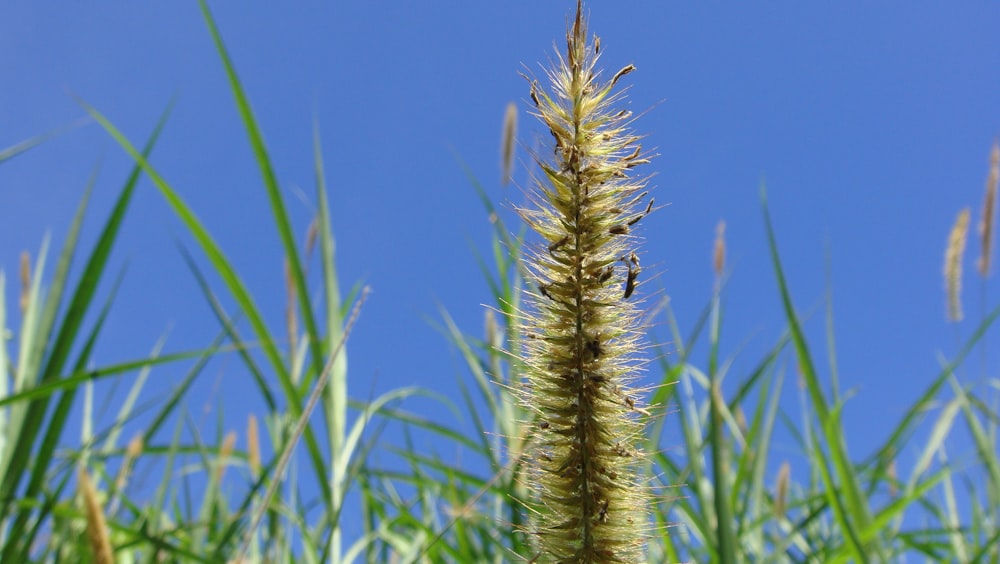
[761, 184, 874, 558]
[77, 100, 335, 515]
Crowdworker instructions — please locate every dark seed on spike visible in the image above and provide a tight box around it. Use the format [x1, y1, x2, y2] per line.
[548, 235, 570, 255]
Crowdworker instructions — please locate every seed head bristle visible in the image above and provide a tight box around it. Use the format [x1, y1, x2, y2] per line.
[78, 467, 115, 564]
[978, 141, 999, 277]
[945, 208, 971, 322]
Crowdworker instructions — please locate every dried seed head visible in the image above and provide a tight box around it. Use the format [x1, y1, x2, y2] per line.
[501, 102, 518, 186]
[247, 414, 261, 475]
[944, 208, 971, 322]
[18, 251, 30, 315]
[305, 218, 319, 260]
[78, 467, 114, 564]
[216, 431, 237, 484]
[775, 461, 791, 519]
[978, 141, 999, 277]
[126, 434, 144, 459]
[713, 220, 727, 277]
[115, 434, 144, 493]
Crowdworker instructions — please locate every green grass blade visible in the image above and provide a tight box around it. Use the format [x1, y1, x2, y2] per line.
[177, 244, 276, 410]
[78, 101, 335, 513]
[707, 290, 737, 564]
[198, 0, 325, 383]
[761, 185, 873, 549]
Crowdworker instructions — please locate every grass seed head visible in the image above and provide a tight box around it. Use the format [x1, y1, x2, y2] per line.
[978, 141, 999, 277]
[514, 1, 654, 561]
[216, 431, 237, 483]
[502, 101, 519, 186]
[18, 251, 30, 314]
[945, 208, 970, 322]
[247, 414, 261, 475]
[775, 461, 791, 519]
[78, 467, 114, 564]
[713, 220, 726, 278]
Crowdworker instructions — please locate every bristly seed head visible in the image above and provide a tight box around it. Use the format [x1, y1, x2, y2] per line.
[514, 1, 653, 561]
[945, 207, 970, 322]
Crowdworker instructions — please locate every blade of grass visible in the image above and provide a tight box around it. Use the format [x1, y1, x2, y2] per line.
[708, 283, 737, 564]
[78, 100, 335, 515]
[761, 184, 873, 558]
[0, 117, 89, 165]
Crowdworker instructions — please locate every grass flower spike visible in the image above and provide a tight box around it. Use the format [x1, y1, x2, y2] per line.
[78, 467, 114, 564]
[516, 2, 653, 561]
[978, 141, 999, 277]
[945, 207, 970, 322]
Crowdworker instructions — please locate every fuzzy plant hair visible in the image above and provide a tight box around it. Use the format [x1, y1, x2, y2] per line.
[514, 2, 654, 562]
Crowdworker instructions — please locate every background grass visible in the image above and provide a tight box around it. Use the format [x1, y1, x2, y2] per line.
[2, 3, 1000, 563]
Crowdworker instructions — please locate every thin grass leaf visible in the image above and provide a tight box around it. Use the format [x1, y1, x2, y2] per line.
[761, 185, 874, 553]
[708, 287, 737, 564]
[0, 118, 88, 165]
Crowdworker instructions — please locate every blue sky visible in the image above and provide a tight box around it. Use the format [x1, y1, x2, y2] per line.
[2, 0, 1000, 547]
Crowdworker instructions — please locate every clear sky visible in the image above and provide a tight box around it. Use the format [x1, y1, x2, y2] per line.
[2, 1, 999, 547]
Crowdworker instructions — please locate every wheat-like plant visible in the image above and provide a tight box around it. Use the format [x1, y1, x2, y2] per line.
[515, 2, 653, 561]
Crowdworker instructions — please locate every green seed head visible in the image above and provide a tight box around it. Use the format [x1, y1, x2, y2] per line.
[515, 2, 654, 562]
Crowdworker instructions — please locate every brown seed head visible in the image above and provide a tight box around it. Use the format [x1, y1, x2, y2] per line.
[713, 220, 726, 277]
[78, 467, 114, 564]
[978, 141, 999, 277]
[18, 251, 30, 314]
[217, 431, 237, 483]
[775, 461, 791, 519]
[247, 414, 261, 475]
[501, 102, 518, 186]
[945, 208, 971, 322]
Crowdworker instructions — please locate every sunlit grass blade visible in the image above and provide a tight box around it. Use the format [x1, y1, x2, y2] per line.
[761, 184, 874, 557]
[198, 0, 325, 384]
[78, 100, 338, 516]
[708, 282, 737, 563]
